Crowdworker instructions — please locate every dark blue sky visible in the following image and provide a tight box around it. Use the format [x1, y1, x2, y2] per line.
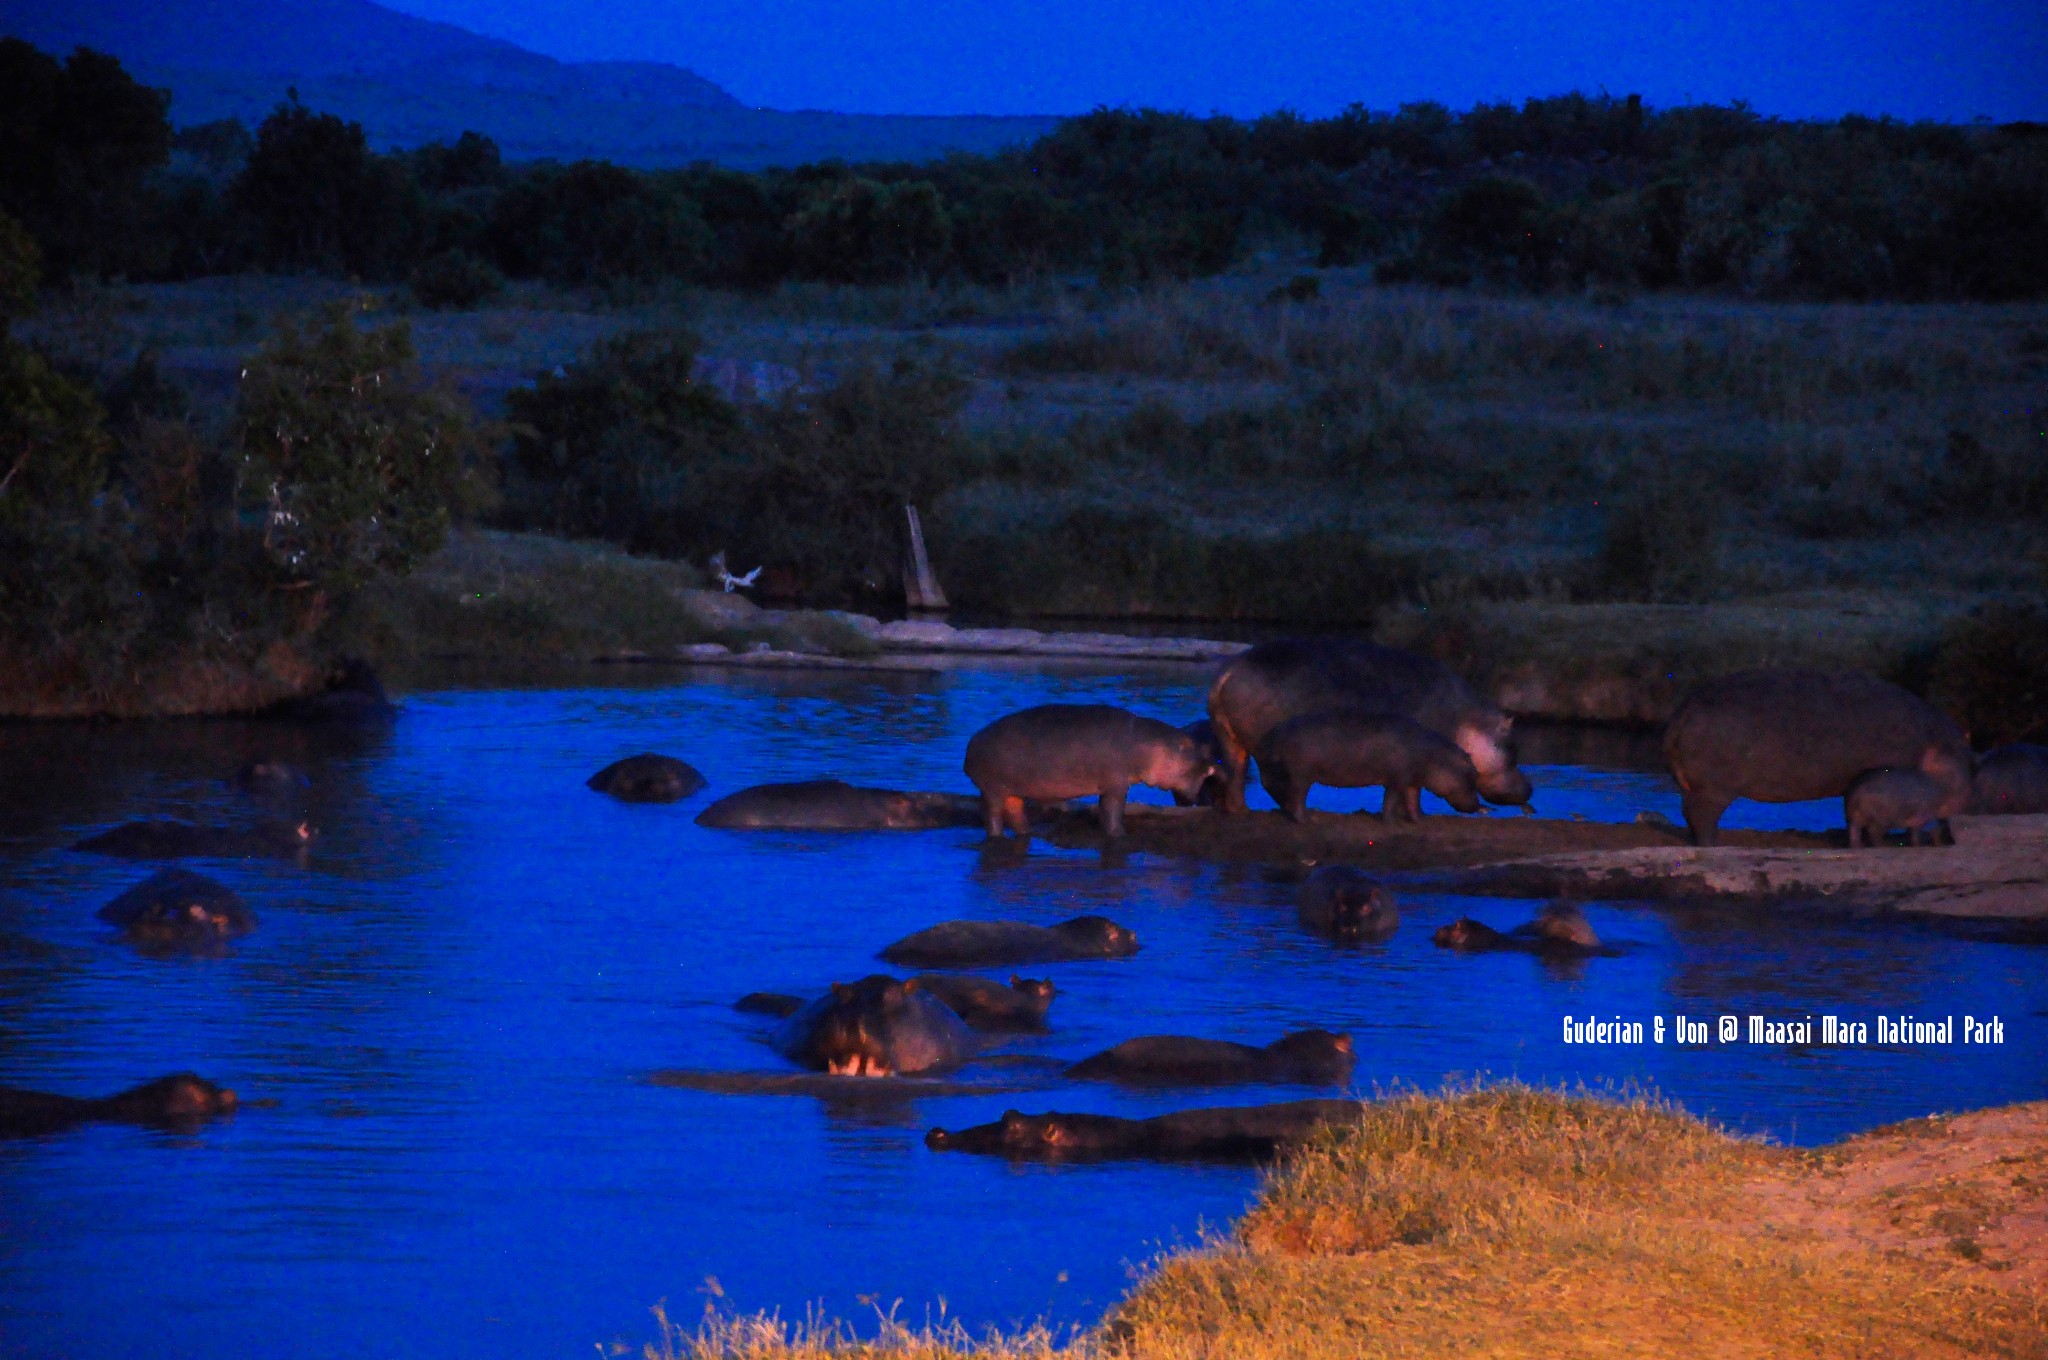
[380, 0, 2047, 119]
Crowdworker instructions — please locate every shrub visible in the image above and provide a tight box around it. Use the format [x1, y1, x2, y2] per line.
[487, 161, 709, 284]
[410, 249, 504, 310]
[235, 303, 482, 593]
[1926, 601, 2048, 747]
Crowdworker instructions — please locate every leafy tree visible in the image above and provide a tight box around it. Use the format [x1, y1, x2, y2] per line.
[0, 40, 171, 277]
[235, 304, 480, 592]
[487, 161, 709, 284]
[785, 176, 952, 282]
[231, 98, 419, 276]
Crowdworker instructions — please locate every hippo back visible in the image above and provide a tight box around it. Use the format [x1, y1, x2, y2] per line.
[1665, 670, 1972, 808]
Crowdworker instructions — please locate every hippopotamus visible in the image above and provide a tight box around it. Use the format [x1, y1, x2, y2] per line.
[235, 759, 310, 794]
[737, 975, 1056, 1032]
[1296, 866, 1399, 941]
[72, 820, 316, 860]
[1, 1072, 240, 1138]
[771, 976, 976, 1076]
[964, 704, 1213, 838]
[1845, 768, 1953, 847]
[878, 916, 1139, 968]
[1207, 639, 1532, 814]
[1066, 1030, 1355, 1087]
[270, 658, 396, 722]
[910, 975, 1056, 1032]
[97, 870, 255, 949]
[925, 1098, 1360, 1163]
[1434, 902, 1604, 956]
[1257, 711, 1484, 823]
[587, 753, 706, 802]
[1973, 743, 2048, 814]
[1663, 670, 1973, 846]
[695, 781, 984, 830]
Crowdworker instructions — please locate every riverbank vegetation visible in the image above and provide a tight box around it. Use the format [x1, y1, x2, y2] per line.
[624, 1087, 2047, 1360]
[5, 38, 2046, 729]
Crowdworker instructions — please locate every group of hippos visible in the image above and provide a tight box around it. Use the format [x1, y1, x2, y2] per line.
[6, 639, 2044, 1158]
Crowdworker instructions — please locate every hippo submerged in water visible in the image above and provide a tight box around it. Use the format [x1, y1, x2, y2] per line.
[1973, 744, 2048, 814]
[0, 1073, 239, 1138]
[98, 870, 255, 950]
[1206, 639, 1533, 815]
[771, 976, 977, 1076]
[587, 753, 706, 803]
[1663, 669, 1972, 846]
[72, 820, 316, 861]
[879, 916, 1139, 968]
[1295, 866, 1399, 942]
[964, 704, 1213, 838]
[738, 975, 1056, 1033]
[1257, 711, 1484, 823]
[1066, 1030, 1355, 1087]
[1434, 902, 1605, 957]
[696, 781, 985, 830]
[925, 1099, 1360, 1163]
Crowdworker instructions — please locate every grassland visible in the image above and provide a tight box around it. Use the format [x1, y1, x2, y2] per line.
[618, 1086, 2048, 1360]
[22, 266, 2048, 724]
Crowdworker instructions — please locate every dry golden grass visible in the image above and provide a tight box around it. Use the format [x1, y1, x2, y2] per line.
[643, 1086, 2048, 1360]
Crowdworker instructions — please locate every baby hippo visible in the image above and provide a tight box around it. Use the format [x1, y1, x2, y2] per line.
[1972, 744, 2048, 815]
[910, 975, 1056, 1032]
[965, 704, 1214, 838]
[1296, 866, 1399, 942]
[1, 1073, 239, 1139]
[1067, 1030, 1355, 1087]
[879, 916, 1139, 968]
[1845, 768, 1952, 847]
[98, 870, 255, 951]
[771, 976, 975, 1077]
[1257, 710, 1483, 823]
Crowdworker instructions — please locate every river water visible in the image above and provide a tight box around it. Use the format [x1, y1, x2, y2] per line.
[1, 662, 2042, 1358]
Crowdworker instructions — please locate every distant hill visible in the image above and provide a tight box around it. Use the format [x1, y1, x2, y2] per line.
[0, 0, 1059, 168]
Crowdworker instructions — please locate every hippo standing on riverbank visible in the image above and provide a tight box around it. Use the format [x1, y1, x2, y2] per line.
[1066, 1030, 1355, 1087]
[1845, 769, 1953, 847]
[1, 1073, 240, 1138]
[1663, 670, 1973, 846]
[1973, 744, 2048, 814]
[1206, 640, 1533, 815]
[771, 976, 976, 1076]
[97, 870, 255, 950]
[1257, 711, 1484, 823]
[696, 781, 984, 830]
[964, 704, 1213, 838]
[587, 754, 706, 802]
[1296, 866, 1400, 941]
[879, 916, 1139, 968]
[925, 1099, 1360, 1162]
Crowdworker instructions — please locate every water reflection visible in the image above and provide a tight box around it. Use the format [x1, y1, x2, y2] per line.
[0, 664, 2041, 1360]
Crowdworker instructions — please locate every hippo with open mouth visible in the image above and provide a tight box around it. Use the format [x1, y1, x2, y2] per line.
[771, 976, 977, 1077]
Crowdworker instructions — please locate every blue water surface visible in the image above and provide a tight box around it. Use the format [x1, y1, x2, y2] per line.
[0, 661, 2041, 1359]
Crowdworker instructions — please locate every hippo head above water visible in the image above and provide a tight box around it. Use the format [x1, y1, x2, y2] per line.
[926, 1108, 1089, 1155]
[104, 1073, 240, 1126]
[1052, 916, 1141, 957]
[773, 975, 976, 1078]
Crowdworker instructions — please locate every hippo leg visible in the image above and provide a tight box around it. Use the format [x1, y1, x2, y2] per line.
[1215, 725, 1252, 814]
[1680, 792, 1729, 847]
[1403, 786, 1423, 821]
[1282, 780, 1309, 824]
[1002, 796, 1030, 837]
[1098, 787, 1127, 838]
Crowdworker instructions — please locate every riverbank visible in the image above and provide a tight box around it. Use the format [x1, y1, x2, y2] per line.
[655, 1086, 2048, 1359]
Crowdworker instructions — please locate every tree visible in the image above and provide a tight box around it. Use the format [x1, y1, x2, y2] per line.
[231, 98, 419, 276]
[487, 161, 709, 284]
[0, 40, 171, 277]
[235, 304, 479, 592]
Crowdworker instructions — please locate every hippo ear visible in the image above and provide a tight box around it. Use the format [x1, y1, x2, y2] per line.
[1001, 1109, 1024, 1127]
[1335, 1035, 1353, 1052]
[902, 978, 920, 994]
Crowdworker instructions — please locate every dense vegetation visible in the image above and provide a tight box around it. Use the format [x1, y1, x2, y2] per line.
[5, 37, 2047, 302]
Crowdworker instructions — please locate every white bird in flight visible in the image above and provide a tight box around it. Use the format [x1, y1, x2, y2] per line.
[709, 551, 762, 592]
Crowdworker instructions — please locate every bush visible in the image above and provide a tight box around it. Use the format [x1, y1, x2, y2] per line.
[1926, 602, 2048, 747]
[487, 162, 709, 284]
[235, 303, 482, 592]
[231, 98, 420, 276]
[410, 249, 504, 309]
